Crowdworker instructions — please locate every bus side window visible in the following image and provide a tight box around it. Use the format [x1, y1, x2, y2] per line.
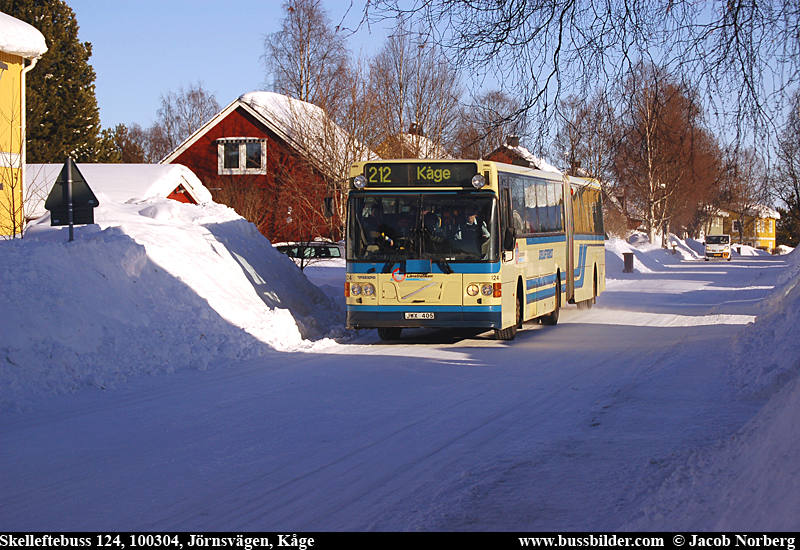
[552, 181, 564, 231]
[536, 182, 548, 232]
[524, 180, 539, 233]
[510, 176, 527, 233]
[593, 189, 604, 235]
[572, 186, 586, 234]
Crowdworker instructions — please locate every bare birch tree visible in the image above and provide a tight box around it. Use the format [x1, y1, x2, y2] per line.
[368, 20, 462, 157]
[1, 93, 54, 237]
[149, 82, 220, 161]
[365, 0, 800, 146]
[774, 91, 800, 243]
[722, 147, 771, 244]
[1, 91, 25, 238]
[454, 90, 529, 159]
[554, 91, 616, 183]
[614, 65, 721, 244]
[263, 0, 350, 116]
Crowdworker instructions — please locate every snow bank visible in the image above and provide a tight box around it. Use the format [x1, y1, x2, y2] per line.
[1, 196, 342, 411]
[605, 238, 653, 276]
[25, 164, 212, 219]
[626, 376, 800, 531]
[731, 243, 771, 257]
[606, 234, 704, 279]
[625, 250, 800, 531]
[729, 247, 800, 398]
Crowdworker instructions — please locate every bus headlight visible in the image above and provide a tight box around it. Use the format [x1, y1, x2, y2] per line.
[354, 175, 367, 189]
[481, 284, 493, 296]
[471, 174, 486, 189]
[363, 283, 375, 296]
[466, 284, 479, 296]
[351, 283, 362, 296]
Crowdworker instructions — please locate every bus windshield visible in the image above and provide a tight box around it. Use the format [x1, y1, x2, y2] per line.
[347, 194, 499, 263]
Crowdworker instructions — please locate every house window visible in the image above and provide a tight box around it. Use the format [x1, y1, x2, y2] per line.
[217, 138, 267, 175]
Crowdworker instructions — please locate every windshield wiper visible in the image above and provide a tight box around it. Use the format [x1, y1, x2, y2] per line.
[422, 229, 453, 274]
[382, 227, 416, 273]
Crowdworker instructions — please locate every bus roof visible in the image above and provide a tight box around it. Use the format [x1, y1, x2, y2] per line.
[348, 159, 570, 191]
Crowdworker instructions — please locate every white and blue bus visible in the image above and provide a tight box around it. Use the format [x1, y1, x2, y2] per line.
[344, 160, 605, 340]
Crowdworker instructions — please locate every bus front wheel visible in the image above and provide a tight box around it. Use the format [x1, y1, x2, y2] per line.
[377, 327, 402, 341]
[495, 292, 520, 341]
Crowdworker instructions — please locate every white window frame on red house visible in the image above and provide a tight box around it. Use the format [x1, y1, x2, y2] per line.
[216, 138, 267, 175]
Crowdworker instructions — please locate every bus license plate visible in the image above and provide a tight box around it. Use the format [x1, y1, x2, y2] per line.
[405, 312, 434, 320]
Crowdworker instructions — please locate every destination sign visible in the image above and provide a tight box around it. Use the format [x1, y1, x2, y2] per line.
[361, 162, 479, 187]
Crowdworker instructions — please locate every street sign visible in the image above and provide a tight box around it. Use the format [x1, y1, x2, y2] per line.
[44, 159, 99, 239]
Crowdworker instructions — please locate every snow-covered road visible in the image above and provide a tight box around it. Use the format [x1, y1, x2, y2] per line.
[1, 255, 787, 531]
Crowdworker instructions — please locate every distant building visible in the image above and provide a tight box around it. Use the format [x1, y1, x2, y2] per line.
[161, 92, 376, 242]
[0, 11, 47, 236]
[375, 123, 450, 159]
[724, 204, 781, 251]
[484, 136, 561, 173]
[25, 163, 211, 221]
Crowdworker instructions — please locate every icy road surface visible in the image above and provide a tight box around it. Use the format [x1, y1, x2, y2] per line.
[0, 256, 787, 531]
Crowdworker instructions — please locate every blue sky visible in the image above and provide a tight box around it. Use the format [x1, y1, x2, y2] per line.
[67, 0, 385, 129]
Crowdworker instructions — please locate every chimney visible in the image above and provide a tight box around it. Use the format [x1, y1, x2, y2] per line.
[409, 122, 424, 136]
[506, 135, 520, 147]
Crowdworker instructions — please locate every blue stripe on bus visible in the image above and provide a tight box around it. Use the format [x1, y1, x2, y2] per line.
[347, 305, 501, 313]
[526, 274, 557, 291]
[525, 273, 557, 304]
[573, 242, 605, 289]
[347, 262, 501, 274]
[574, 244, 588, 287]
[526, 235, 567, 245]
[526, 286, 556, 303]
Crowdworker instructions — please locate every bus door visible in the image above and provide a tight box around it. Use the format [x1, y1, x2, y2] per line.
[563, 175, 575, 304]
[500, 186, 515, 265]
[499, 183, 520, 325]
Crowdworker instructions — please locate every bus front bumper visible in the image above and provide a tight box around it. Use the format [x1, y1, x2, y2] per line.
[346, 305, 503, 330]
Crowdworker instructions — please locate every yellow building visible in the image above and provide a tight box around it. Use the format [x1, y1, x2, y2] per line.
[724, 204, 781, 251]
[1, 11, 47, 236]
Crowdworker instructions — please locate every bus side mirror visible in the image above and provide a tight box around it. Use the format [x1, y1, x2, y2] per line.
[323, 197, 334, 219]
[503, 227, 516, 250]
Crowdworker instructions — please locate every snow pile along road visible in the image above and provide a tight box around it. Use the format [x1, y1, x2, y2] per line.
[0, 195, 342, 411]
[623, 246, 800, 531]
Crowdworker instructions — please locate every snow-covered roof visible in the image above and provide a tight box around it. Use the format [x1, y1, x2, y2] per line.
[163, 92, 377, 179]
[239, 91, 377, 167]
[0, 11, 47, 58]
[720, 204, 781, 220]
[748, 204, 781, 220]
[493, 144, 561, 173]
[25, 163, 212, 218]
[702, 206, 730, 218]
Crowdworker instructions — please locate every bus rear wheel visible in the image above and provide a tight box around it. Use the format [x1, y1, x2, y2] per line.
[541, 278, 560, 326]
[377, 327, 402, 341]
[576, 268, 597, 310]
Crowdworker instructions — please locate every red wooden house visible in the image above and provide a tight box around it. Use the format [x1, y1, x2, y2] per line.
[162, 92, 375, 243]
